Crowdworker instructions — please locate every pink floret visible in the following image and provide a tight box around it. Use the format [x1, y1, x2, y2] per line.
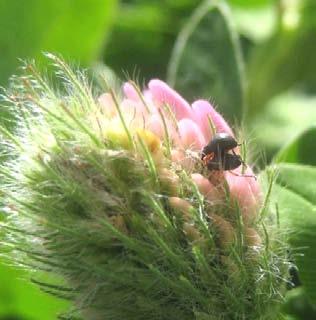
[148, 79, 194, 120]
[106, 79, 262, 223]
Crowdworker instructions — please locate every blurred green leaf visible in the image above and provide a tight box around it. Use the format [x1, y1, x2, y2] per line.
[167, 0, 245, 123]
[283, 288, 316, 320]
[0, 263, 68, 320]
[268, 163, 316, 305]
[104, 1, 200, 80]
[103, 3, 170, 80]
[246, 0, 316, 116]
[275, 126, 316, 166]
[0, 0, 117, 85]
[251, 92, 316, 160]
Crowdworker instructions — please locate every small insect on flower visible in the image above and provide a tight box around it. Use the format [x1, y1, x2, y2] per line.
[201, 133, 256, 179]
[201, 133, 240, 169]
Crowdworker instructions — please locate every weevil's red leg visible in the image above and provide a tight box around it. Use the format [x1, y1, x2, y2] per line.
[203, 152, 215, 166]
[230, 149, 256, 180]
[228, 170, 257, 180]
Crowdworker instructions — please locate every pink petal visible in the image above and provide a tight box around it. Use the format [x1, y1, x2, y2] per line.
[171, 149, 184, 163]
[191, 100, 214, 141]
[123, 82, 140, 102]
[98, 93, 117, 117]
[225, 168, 260, 224]
[147, 114, 164, 138]
[178, 118, 206, 150]
[147, 113, 181, 145]
[230, 167, 261, 201]
[143, 89, 153, 103]
[171, 150, 194, 171]
[148, 79, 193, 120]
[191, 173, 223, 202]
[121, 98, 148, 119]
[247, 169, 262, 200]
[192, 100, 234, 139]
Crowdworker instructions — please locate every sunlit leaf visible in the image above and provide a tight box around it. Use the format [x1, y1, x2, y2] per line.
[0, 0, 117, 85]
[0, 263, 68, 320]
[232, 5, 276, 42]
[230, 0, 272, 7]
[275, 126, 316, 166]
[251, 92, 316, 159]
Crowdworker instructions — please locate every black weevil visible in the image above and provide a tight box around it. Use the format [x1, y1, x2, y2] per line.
[201, 133, 256, 179]
[205, 152, 242, 171]
[201, 132, 238, 160]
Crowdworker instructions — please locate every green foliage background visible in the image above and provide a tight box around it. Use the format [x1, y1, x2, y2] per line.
[1, 0, 316, 319]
